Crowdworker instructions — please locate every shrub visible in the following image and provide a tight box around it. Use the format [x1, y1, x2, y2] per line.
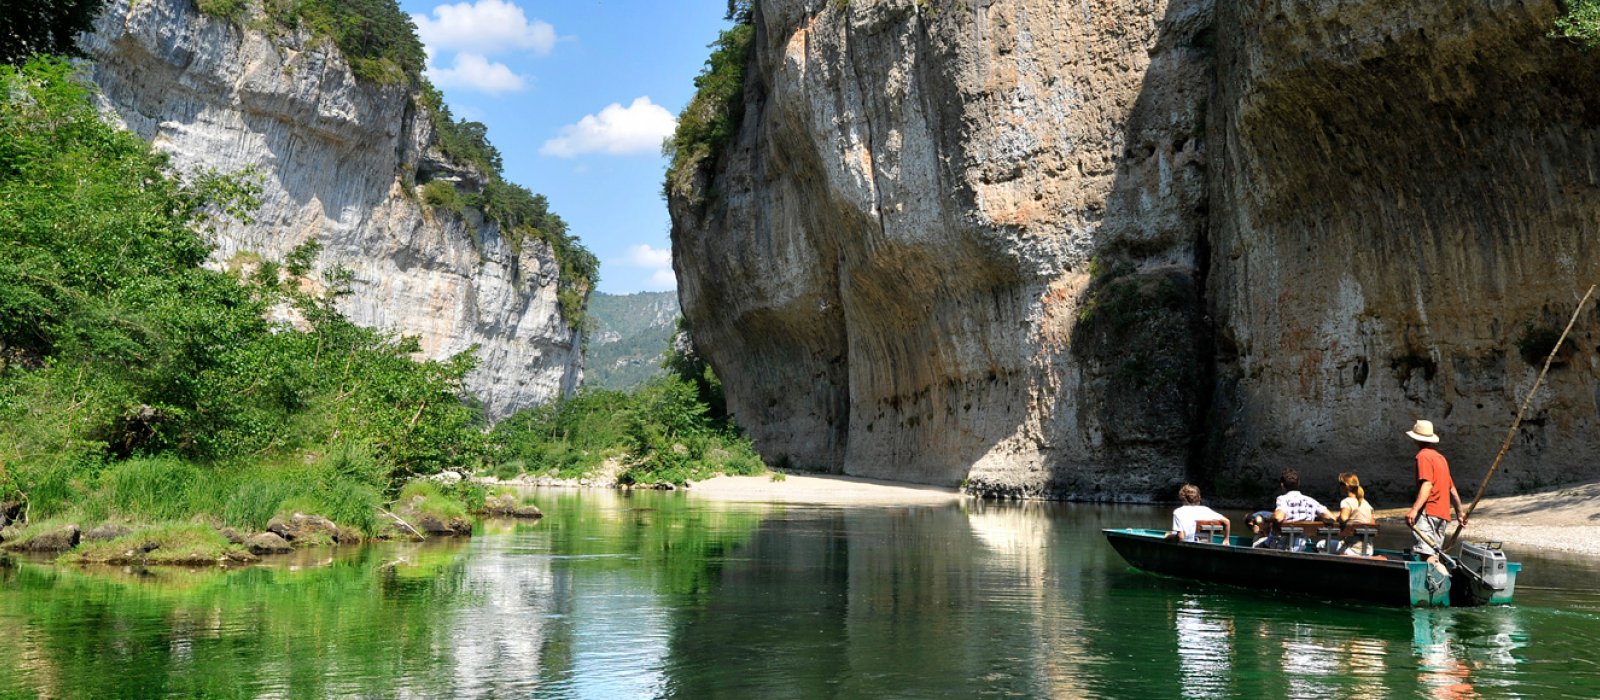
[663, 19, 755, 205]
[1556, 0, 1600, 48]
[420, 180, 464, 216]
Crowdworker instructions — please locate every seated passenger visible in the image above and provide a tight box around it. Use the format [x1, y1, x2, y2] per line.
[1271, 468, 1334, 551]
[1168, 484, 1230, 543]
[1247, 511, 1277, 548]
[1333, 472, 1376, 556]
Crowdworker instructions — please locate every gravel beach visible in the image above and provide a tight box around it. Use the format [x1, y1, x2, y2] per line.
[1375, 482, 1600, 557]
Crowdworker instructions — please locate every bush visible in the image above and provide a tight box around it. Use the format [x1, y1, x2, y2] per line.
[663, 19, 755, 205]
[0, 58, 485, 532]
[420, 180, 464, 216]
[212, 0, 429, 86]
[1556, 0, 1600, 48]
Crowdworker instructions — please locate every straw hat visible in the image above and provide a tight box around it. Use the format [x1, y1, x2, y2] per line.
[1406, 419, 1440, 443]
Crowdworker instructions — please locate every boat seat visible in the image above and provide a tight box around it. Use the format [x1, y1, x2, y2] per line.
[1343, 522, 1379, 555]
[1196, 520, 1229, 545]
[1279, 521, 1336, 552]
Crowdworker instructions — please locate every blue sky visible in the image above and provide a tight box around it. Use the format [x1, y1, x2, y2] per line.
[396, 0, 733, 294]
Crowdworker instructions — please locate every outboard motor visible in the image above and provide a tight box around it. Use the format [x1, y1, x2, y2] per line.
[1452, 541, 1509, 606]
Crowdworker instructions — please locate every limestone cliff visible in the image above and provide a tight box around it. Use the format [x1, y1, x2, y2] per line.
[671, 0, 1600, 501]
[81, 0, 582, 420]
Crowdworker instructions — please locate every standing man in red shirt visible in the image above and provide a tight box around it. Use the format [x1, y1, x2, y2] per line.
[1405, 419, 1467, 570]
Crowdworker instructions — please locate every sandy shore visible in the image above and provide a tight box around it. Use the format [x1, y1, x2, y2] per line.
[686, 473, 965, 506]
[1374, 482, 1600, 557]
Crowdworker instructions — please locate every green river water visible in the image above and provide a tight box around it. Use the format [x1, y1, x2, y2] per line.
[3, 489, 1600, 698]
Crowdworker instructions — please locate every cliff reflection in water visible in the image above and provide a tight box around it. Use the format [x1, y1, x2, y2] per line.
[5, 493, 1599, 698]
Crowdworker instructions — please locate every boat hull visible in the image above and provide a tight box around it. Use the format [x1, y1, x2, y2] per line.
[1103, 529, 1518, 607]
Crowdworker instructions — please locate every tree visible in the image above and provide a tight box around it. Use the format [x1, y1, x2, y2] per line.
[0, 0, 106, 65]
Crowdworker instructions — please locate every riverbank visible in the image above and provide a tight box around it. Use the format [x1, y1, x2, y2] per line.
[1375, 482, 1600, 557]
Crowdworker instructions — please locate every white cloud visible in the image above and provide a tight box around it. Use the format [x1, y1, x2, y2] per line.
[540, 97, 677, 158]
[610, 244, 676, 290]
[644, 268, 678, 290]
[427, 53, 525, 94]
[413, 0, 556, 55]
[623, 244, 673, 269]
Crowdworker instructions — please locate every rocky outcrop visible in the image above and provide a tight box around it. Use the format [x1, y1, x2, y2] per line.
[246, 532, 294, 554]
[671, 0, 1600, 501]
[672, 0, 1211, 500]
[81, 0, 582, 420]
[1206, 0, 1600, 500]
[266, 513, 360, 545]
[480, 493, 543, 519]
[1, 524, 81, 553]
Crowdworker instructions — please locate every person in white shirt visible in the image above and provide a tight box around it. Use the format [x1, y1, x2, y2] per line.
[1169, 484, 1230, 543]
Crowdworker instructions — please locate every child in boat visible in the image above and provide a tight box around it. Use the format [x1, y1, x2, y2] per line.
[1168, 484, 1230, 543]
[1333, 472, 1376, 556]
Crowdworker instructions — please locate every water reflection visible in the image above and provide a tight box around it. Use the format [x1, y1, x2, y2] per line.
[4, 495, 1600, 698]
[1174, 597, 1233, 699]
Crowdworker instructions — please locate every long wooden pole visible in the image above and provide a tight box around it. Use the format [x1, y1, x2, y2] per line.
[1445, 284, 1596, 551]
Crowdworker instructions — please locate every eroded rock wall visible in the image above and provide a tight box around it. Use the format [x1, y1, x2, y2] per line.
[671, 0, 1214, 498]
[82, 0, 581, 420]
[1208, 0, 1600, 499]
[675, 0, 1600, 501]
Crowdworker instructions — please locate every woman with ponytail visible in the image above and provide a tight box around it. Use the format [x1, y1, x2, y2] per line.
[1335, 472, 1376, 556]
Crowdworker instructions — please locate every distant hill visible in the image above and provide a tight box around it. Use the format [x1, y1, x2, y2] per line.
[584, 291, 680, 390]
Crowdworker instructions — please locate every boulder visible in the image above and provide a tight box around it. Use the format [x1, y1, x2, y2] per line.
[266, 513, 350, 545]
[217, 527, 248, 545]
[245, 532, 293, 554]
[2, 524, 80, 552]
[431, 470, 464, 484]
[0, 501, 22, 529]
[83, 524, 133, 542]
[480, 493, 542, 519]
[414, 513, 472, 537]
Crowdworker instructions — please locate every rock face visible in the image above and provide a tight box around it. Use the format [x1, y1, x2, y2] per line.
[670, 0, 1600, 501]
[81, 0, 582, 420]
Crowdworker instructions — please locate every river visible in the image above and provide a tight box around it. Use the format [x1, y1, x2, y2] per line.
[3, 489, 1600, 698]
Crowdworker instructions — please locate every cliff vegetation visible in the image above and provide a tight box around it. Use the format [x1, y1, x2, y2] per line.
[0, 58, 761, 557]
[195, 0, 598, 327]
[662, 7, 754, 205]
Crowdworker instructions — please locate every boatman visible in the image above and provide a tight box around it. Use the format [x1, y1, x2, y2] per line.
[1404, 419, 1467, 572]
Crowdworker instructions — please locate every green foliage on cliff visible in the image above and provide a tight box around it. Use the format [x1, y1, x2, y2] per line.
[197, 0, 426, 85]
[417, 89, 598, 328]
[421, 86, 504, 176]
[1556, 0, 1600, 48]
[0, 58, 484, 532]
[0, 0, 105, 65]
[663, 12, 755, 205]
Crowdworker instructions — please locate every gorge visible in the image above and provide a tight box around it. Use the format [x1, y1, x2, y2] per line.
[669, 0, 1600, 502]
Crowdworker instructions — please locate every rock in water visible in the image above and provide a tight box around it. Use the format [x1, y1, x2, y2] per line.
[246, 532, 293, 554]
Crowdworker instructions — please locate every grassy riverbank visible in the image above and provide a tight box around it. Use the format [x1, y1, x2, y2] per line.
[0, 58, 764, 560]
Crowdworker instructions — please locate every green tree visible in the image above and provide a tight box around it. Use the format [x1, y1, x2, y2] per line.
[1556, 0, 1600, 48]
[0, 0, 106, 65]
